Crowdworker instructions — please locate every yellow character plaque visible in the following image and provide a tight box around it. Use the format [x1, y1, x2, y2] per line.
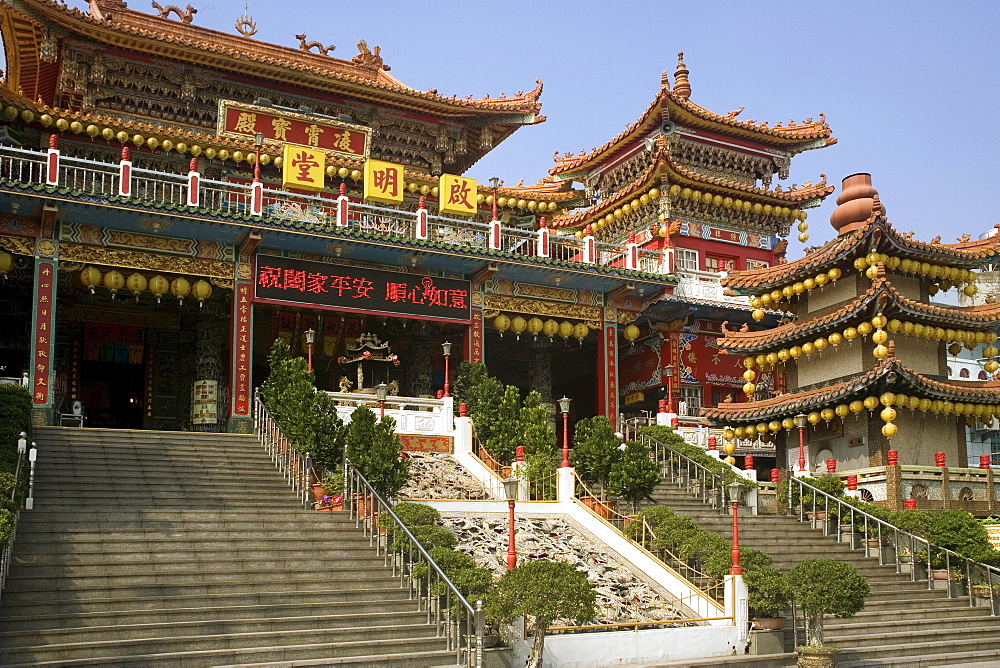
[438, 174, 477, 216]
[281, 144, 325, 191]
[364, 160, 404, 205]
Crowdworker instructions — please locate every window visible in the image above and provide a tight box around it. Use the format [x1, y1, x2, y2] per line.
[705, 255, 736, 273]
[676, 248, 699, 272]
[680, 386, 703, 416]
[960, 368, 970, 378]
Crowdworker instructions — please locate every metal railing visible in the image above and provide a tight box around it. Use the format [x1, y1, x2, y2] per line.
[344, 464, 485, 667]
[787, 474, 1000, 614]
[625, 424, 728, 514]
[253, 391, 312, 509]
[0, 144, 672, 275]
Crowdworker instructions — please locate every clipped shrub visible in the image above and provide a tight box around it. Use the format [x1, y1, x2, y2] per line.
[745, 565, 793, 618]
[789, 559, 870, 647]
[640, 425, 756, 492]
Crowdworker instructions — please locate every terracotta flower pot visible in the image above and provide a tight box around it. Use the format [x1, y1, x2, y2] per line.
[751, 617, 786, 631]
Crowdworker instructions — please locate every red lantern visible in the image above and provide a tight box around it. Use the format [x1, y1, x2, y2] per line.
[887, 450, 899, 466]
[846, 475, 858, 490]
[744, 456, 754, 471]
[934, 452, 946, 468]
[770, 468, 781, 484]
[905, 498, 917, 510]
[459, 402, 468, 417]
[981, 454, 992, 470]
[826, 458, 837, 473]
[658, 399, 667, 414]
[707, 436, 717, 451]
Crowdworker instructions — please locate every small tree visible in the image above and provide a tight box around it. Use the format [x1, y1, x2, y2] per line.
[570, 416, 622, 492]
[744, 565, 793, 618]
[345, 406, 410, 499]
[486, 560, 596, 668]
[608, 440, 660, 511]
[484, 385, 524, 464]
[789, 559, 870, 647]
[0, 384, 30, 474]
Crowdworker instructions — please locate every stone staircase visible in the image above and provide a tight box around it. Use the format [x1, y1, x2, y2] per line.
[0, 426, 458, 667]
[648, 477, 1000, 667]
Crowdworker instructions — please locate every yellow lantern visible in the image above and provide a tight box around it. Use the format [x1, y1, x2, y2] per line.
[835, 404, 850, 418]
[801, 342, 815, 356]
[170, 277, 191, 305]
[511, 316, 528, 338]
[0, 250, 12, 277]
[559, 321, 574, 340]
[103, 270, 125, 297]
[863, 396, 879, 411]
[919, 398, 932, 411]
[573, 323, 590, 344]
[734, 426, 746, 439]
[793, 282, 805, 295]
[723, 429, 736, 441]
[777, 349, 790, 361]
[782, 417, 796, 430]
[882, 423, 898, 438]
[743, 383, 756, 395]
[760, 294, 772, 306]
[871, 315, 887, 329]
[941, 401, 955, 414]
[815, 272, 829, 286]
[849, 400, 865, 413]
[724, 456, 736, 465]
[752, 309, 765, 321]
[907, 395, 920, 410]
[880, 392, 896, 406]
[880, 407, 897, 422]
[755, 354, 768, 368]
[192, 279, 212, 307]
[80, 266, 102, 294]
[873, 344, 888, 359]
[807, 412, 821, 424]
[985, 360, 999, 373]
[866, 252, 880, 266]
[844, 327, 858, 341]
[782, 286, 795, 299]
[894, 394, 908, 408]
[912, 323, 926, 337]
[814, 337, 828, 351]
[756, 423, 768, 434]
[722, 441, 737, 456]
[743, 369, 756, 382]
[931, 399, 944, 413]
[769, 420, 782, 432]
[623, 324, 641, 342]
[828, 332, 843, 347]
[789, 346, 802, 358]
[743, 356, 756, 369]
[149, 275, 169, 303]
[527, 317, 544, 338]
[948, 343, 962, 356]
[766, 352, 779, 366]
[828, 267, 842, 281]
[770, 289, 783, 303]
[803, 278, 816, 290]
[126, 272, 147, 301]
[853, 257, 867, 271]
[820, 408, 835, 422]
[857, 322, 873, 336]
[493, 314, 511, 335]
[543, 319, 559, 340]
[985, 345, 998, 359]
[865, 266, 880, 280]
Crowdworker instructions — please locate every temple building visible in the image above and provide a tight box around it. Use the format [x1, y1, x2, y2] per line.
[705, 174, 1000, 472]
[542, 53, 835, 443]
[0, 0, 676, 432]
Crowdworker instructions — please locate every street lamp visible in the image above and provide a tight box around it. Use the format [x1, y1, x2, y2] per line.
[795, 413, 808, 474]
[727, 481, 745, 575]
[558, 396, 572, 468]
[253, 132, 263, 181]
[442, 341, 452, 397]
[376, 382, 388, 419]
[502, 476, 519, 569]
[489, 176, 500, 222]
[304, 328, 316, 373]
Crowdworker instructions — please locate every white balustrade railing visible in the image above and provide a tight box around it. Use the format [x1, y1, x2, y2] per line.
[323, 392, 454, 434]
[673, 270, 751, 305]
[0, 143, 672, 275]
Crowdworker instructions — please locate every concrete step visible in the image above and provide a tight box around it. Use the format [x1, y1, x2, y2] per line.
[835, 635, 1000, 661]
[839, 648, 1000, 667]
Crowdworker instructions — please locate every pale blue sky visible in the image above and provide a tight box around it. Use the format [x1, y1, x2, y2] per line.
[63, 1, 1000, 254]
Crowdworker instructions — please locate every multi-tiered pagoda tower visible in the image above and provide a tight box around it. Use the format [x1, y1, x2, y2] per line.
[705, 174, 1000, 471]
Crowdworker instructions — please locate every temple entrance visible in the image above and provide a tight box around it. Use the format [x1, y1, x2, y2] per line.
[80, 359, 144, 429]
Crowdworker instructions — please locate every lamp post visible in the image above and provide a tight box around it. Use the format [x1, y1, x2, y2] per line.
[304, 328, 316, 373]
[442, 341, 452, 397]
[489, 177, 500, 221]
[795, 413, 808, 474]
[727, 481, 745, 575]
[376, 382, 388, 419]
[558, 395, 572, 468]
[503, 476, 519, 569]
[253, 132, 263, 181]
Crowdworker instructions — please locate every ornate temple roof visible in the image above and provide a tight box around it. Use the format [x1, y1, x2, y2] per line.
[702, 357, 1000, 423]
[717, 277, 1000, 352]
[2, 0, 544, 122]
[548, 53, 835, 179]
[723, 217, 1000, 294]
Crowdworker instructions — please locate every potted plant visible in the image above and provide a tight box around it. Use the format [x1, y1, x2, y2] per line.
[744, 565, 792, 630]
[315, 472, 344, 511]
[789, 559, 870, 667]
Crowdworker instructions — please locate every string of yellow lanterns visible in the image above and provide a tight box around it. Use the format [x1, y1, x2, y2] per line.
[854, 253, 979, 296]
[730, 393, 1000, 444]
[574, 188, 661, 239]
[663, 184, 809, 240]
[78, 266, 212, 307]
[492, 314, 590, 344]
[477, 192, 559, 213]
[750, 267, 843, 321]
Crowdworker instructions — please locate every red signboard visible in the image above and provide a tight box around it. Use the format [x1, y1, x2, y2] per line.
[232, 282, 252, 417]
[218, 101, 370, 160]
[32, 263, 55, 405]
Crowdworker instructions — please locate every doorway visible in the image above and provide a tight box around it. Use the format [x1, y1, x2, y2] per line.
[80, 359, 145, 429]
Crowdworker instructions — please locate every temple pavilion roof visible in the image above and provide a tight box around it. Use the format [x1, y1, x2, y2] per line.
[549, 52, 835, 180]
[702, 357, 1000, 424]
[717, 277, 1000, 353]
[723, 217, 1000, 294]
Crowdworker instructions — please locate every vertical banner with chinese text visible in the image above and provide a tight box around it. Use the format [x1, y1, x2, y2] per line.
[31, 261, 56, 409]
[597, 311, 619, 427]
[230, 281, 253, 421]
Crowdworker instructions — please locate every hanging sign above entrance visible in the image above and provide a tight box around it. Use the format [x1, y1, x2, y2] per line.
[217, 100, 371, 161]
[254, 255, 471, 323]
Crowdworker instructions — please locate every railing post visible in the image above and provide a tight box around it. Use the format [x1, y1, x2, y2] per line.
[536, 217, 550, 257]
[625, 231, 639, 270]
[118, 146, 132, 197]
[186, 157, 200, 207]
[251, 169, 264, 217]
[582, 224, 596, 264]
[45, 134, 59, 186]
[336, 182, 348, 227]
[25, 442, 36, 510]
[488, 217, 501, 250]
[415, 195, 428, 239]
